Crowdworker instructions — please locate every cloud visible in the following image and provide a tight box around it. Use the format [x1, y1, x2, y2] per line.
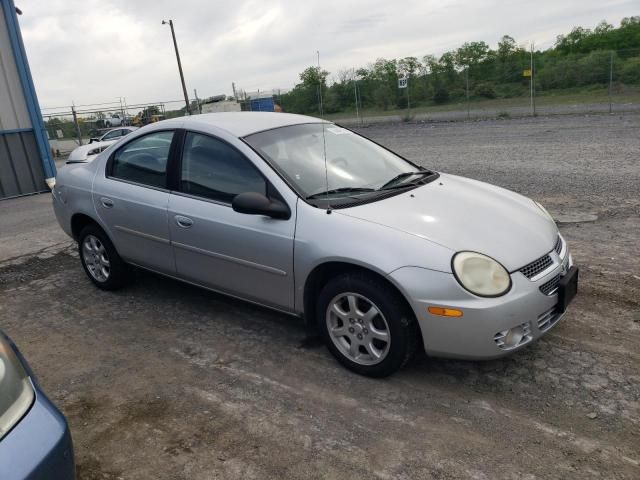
[15, 0, 638, 109]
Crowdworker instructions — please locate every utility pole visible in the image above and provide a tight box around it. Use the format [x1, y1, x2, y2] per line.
[465, 67, 470, 120]
[162, 19, 191, 115]
[608, 51, 614, 114]
[118, 97, 125, 124]
[194, 89, 201, 114]
[530, 42, 536, 116]
[71, 104, 82, 146]
[407, 76, 411, 119]
[354, 80, 361, 126]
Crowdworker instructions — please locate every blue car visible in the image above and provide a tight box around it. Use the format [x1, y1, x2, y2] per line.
[0, 331, 75, 479]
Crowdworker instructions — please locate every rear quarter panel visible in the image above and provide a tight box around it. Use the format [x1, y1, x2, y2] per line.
[52, 158, 104, 239]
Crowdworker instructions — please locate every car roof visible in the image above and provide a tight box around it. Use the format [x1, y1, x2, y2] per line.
[180, 112, 327, 138]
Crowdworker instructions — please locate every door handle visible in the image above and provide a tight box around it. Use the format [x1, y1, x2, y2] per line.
[175, 215, 193, 228]
[100, 197, 114, 208]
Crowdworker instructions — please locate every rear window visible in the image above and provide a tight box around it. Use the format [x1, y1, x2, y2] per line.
[110, 131, 174, 188]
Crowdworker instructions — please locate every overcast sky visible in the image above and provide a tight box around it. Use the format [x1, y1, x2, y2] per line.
[16, 0, 638, 111]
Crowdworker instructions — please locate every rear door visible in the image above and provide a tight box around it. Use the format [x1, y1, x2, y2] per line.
[168, 131, 296, 310]
[93, 130, 176, 274]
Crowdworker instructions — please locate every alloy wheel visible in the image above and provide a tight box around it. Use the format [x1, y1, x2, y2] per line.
[326, 292, 391, 366]
[82, 235, 110, 283]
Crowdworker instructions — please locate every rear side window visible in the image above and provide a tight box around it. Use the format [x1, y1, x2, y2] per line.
[180, 132, 266, 203]
[110, 131, 174, 188]
[102, 129, 121, 141]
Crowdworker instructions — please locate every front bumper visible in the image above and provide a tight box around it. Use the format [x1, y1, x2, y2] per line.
[389, 250, 574, 360]
[0, 336, 75, 480]
[0, 384, 75, 480]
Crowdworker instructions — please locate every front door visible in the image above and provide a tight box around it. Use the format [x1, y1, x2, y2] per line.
[168, 131, 296, 310]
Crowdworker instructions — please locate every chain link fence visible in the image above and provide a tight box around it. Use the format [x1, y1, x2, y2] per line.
[42, 99, 190, 158]
[276, 48, 640, 125]
[39, 47, 640, 159]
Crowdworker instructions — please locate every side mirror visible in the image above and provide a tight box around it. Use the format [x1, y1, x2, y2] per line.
[89, 138, 99, 144]
[232, 192, 290, 220]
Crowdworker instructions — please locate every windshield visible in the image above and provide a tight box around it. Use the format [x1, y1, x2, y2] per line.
[244, 124, 420, 199]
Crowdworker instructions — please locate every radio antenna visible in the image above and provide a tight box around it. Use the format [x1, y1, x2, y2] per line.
[317, 50, 331, 213]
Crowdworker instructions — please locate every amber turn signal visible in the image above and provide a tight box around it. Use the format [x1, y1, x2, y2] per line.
[427, 306, 463, 317]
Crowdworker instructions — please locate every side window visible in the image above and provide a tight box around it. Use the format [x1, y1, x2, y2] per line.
[110, 130, 174, 188]
[102, 130, 120, 141]
[180, 132, 266, 203]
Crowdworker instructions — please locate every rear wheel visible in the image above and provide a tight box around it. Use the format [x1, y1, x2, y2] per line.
[78, 224, 128, 290]
[317, 273, 418, 377]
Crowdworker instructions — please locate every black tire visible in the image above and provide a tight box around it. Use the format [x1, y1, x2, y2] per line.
[78, 224, 129, 290]
[317, 272, 418, 377]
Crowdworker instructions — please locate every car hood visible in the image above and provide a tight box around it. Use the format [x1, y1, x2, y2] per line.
[337, 173, 557, 271]
[67, 140, 117, 161]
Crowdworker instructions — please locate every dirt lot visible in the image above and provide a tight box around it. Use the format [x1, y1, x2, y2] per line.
[1, 113, 639, 479]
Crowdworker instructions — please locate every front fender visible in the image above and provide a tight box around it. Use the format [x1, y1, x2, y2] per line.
[293, 201, 455, 313]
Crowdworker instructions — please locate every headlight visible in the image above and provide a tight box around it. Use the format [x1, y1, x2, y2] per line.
[534, 201, 554, 221]
[0, 335, 34, 440]
[88, 145, 109, 156]
[452, 252, 512, 297]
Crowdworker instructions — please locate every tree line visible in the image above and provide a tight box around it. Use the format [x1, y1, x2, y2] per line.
[278, 17, 640, 115]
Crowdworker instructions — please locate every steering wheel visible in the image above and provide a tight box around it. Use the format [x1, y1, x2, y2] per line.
[329, 156, 349, 169]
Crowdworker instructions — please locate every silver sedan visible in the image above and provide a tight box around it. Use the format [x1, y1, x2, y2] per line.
[67, 127, 138, 163]
[52, 113, 578, 377]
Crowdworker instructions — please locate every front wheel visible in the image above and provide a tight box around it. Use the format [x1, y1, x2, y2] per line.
[317, 273, 418, 377]
[78, 224, 129, 290]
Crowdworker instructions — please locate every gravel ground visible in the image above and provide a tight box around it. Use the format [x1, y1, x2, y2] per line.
[0, 113, 638, 479]
[337, 101, 640, 125]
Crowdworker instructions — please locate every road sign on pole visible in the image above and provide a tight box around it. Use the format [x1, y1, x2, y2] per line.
[398, 77, 408, 89]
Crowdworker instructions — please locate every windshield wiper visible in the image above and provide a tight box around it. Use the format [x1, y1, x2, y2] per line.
[306, 187, 376, 200]
[378, 171, 434, 190]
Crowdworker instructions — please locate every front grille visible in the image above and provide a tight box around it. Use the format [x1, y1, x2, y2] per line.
[519, 235, 563, 280]
[520, 254, 553, 279]
[554, 235, 563, 255]
[540, 274, 561, 295]
[537, 307, 561, 331]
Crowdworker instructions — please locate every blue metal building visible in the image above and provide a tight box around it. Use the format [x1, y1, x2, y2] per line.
[249, 97, 275, 112]
[0, 0, 55, 200]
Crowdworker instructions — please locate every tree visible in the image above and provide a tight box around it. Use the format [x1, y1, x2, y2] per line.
[455, 41, 490, 68]
[299, 66, 329, 88]
[594, 21, 614, 35]
[620, 57, 640, 84]
[433, 86, 449, 104]
[279, 66, 331, 115]
[497, 35, 517, 59]
[439, 51, 458, 84]
[620, 16, 640, 27]
[281, 17, 640, 114]
[422, 54, 440, 74]
[397, 57, 420, 77]
[555, 27, 589, 53]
